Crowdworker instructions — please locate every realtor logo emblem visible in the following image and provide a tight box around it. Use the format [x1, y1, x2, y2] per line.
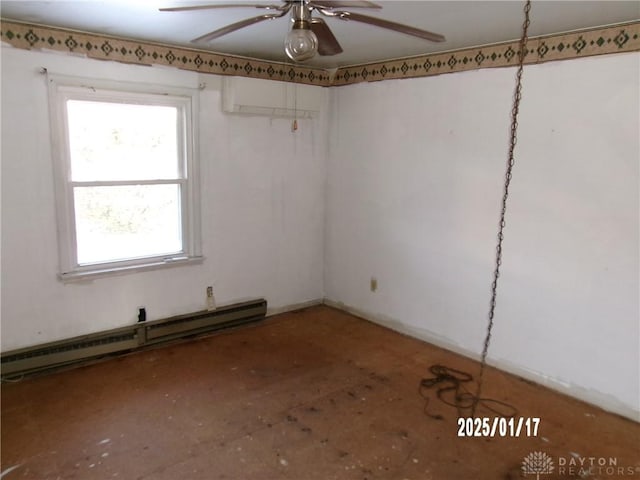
[522, 451, 555, 479]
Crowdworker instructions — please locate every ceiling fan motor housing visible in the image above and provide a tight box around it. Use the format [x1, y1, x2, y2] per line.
[292, 2, 312, 20]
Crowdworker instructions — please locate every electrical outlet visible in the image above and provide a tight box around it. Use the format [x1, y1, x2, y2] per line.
[370, 277, 378, 292]
[206, 286, 216, 311]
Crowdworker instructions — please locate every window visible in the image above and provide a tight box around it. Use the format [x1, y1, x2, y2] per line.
[49, 76, 201, 280]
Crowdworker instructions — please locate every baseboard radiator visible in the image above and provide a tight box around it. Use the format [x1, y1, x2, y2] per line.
[1, 298, 267, 378]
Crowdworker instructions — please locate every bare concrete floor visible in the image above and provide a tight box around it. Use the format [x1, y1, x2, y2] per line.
[1, 305, 639, 479]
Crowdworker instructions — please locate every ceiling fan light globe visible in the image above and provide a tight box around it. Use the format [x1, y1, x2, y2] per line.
[284, 28, 318, 62]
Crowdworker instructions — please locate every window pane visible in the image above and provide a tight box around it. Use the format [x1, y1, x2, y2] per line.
[67, 100, 180, 181]
[74, 185, 182, 265]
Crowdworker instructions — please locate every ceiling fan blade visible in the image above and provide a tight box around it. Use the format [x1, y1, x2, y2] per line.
[192, 11, 287, 42]
[309, 1, 381, 9]
[328, 10, 446, 42]
[310, 18, 343, 56]
[160, 4, 284, 12]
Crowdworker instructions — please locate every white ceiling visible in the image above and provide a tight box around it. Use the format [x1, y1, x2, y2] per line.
[1, 1, 638, 68]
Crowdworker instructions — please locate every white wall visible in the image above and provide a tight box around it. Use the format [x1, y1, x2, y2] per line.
[1, 47, 327, 351]
[325, 53, 640, 419]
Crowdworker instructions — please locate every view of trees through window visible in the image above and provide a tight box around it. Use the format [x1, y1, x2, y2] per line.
[66, 100, 184, 265]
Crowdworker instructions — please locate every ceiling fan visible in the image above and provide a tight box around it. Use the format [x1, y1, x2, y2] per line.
[160, 0, 445, 62]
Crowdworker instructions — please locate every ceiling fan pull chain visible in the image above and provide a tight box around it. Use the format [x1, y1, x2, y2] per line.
[471, 0, 531, 418]
[292, 70, 299, 131]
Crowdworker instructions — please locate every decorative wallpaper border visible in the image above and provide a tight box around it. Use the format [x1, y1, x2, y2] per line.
[0, 20, 332, 86]
[332, 21, 640, 85]
[1, 19, 638, 87]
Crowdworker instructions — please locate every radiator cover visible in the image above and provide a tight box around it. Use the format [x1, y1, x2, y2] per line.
[1, 299, 267, 377]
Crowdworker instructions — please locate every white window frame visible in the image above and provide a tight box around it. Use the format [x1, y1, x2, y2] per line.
[48, 74, 202, 281]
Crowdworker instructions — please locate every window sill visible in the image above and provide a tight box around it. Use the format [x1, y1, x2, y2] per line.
[59, 256, 204, 283]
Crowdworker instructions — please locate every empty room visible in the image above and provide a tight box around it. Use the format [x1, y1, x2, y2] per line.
[1, 1, 639, 479]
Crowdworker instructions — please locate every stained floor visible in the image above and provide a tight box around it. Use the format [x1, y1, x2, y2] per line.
[1, 305, 639, 479]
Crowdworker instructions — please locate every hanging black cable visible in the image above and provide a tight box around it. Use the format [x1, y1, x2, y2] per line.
[420, 365, 518, 419]
[472, 0, 531, 418]
[421, 0, 531, 419]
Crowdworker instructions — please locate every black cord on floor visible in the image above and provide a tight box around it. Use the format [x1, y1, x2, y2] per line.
[419, 364, 518, 419]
